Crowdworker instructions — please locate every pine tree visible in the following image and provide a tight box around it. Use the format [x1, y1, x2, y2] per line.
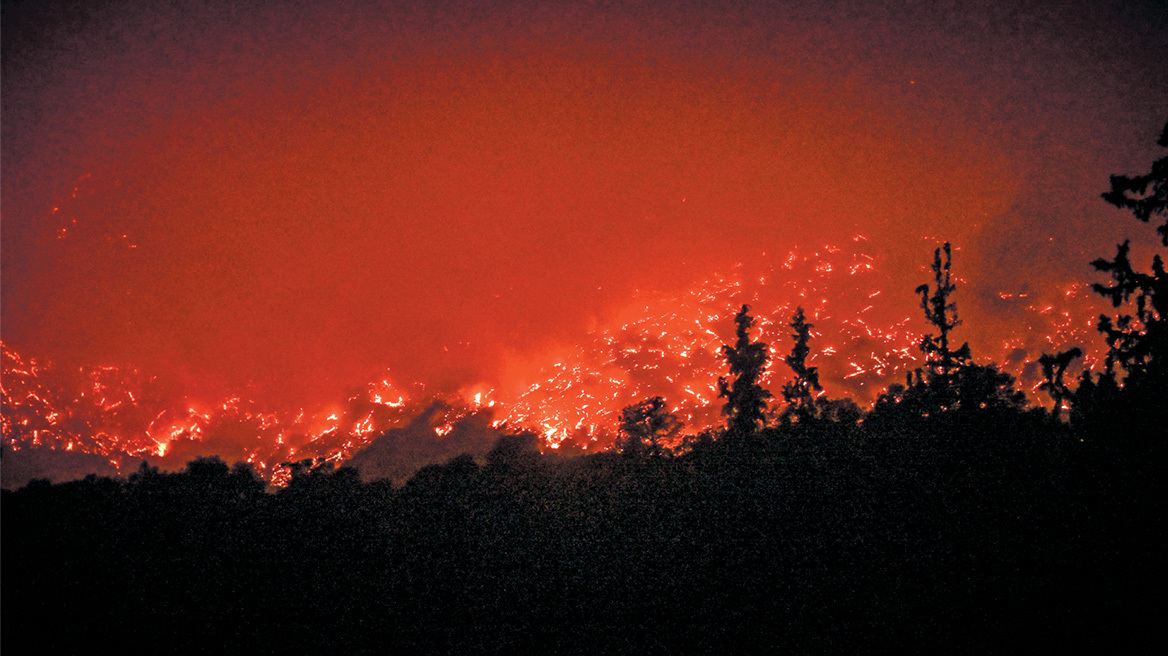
[868, 242, 1026, 426]
[619, 396, 682, 457]
[1102, 122, 1168, 246]
[915, 242, 972, 408]
[1092, 242, 1166, 380]
[718, 304, 772, 437]
[1092, 121, 1167, 398]
[781, 307, 823, 425]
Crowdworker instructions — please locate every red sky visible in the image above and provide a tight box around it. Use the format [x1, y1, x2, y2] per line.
[3, 0, 1167, 409]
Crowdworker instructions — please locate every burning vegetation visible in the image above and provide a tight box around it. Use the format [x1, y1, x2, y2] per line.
[3, 121, 1166, 655]
[2, 233, 1106, 487]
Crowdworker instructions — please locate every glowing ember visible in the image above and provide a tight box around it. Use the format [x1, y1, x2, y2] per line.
[1, 240, 1105, 483]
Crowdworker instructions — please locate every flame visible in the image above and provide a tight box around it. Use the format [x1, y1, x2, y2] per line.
[2, 240, 1107, 483]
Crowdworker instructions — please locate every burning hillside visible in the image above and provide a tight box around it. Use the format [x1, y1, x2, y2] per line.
[2, 237, 1103, 486]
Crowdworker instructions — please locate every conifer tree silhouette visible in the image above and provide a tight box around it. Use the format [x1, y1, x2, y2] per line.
[1102, 122, 1168, 246]
[869, 241, 1025, 425]
[718, 304, 772, 437]
[780, 307, 822, 425]
[1093, 121, 1167, 397]
[916, 242, 972, 407]
[619, 396, 682, 457]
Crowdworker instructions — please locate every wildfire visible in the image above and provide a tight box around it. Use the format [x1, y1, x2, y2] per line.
[2, 239, 1105, 483]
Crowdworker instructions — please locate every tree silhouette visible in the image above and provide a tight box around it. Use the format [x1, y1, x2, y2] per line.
[916, 242, 972, 405]
[1038, 347, 1082, 421]
[1093, 121, 1168, 399]
[1070, 367, 1122, 432]
[281, 457, 329, 481]
[718, 304, 772, 437]
[869, 242, 1026, 425]
[618, 396, 682, 457]
[817, 397, 863, 424]
[780, 307, 822, 425]
[1092, 242, 1166, 381]
[1101, 122, 1168, 246]
[952, 361, 1028, 418]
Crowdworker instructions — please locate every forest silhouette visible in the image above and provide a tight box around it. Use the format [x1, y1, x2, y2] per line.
[4, 123, 1166, 654]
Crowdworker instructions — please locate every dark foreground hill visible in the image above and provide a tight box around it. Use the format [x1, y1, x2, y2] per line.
[4, 420, 1164, 655]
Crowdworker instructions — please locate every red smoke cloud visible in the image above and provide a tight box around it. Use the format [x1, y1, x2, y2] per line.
[3, 1, 1166, 479]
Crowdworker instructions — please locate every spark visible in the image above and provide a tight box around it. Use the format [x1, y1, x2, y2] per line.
[1, 240, 1108, 482]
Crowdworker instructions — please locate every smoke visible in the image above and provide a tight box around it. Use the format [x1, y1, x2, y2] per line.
[3, 0, 1166, 480]
[1, 444, 127, 490]
[345, 403, 506, 485]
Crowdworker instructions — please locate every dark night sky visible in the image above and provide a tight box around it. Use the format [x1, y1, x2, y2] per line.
[3, 0, 1166, 408]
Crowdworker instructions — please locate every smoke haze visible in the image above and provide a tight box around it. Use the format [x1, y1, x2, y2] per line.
[3, 0, 1166, 424]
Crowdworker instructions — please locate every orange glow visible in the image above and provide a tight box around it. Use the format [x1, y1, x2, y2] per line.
[1, 238, 1114, 482]
[3, 1, 1162, 485]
